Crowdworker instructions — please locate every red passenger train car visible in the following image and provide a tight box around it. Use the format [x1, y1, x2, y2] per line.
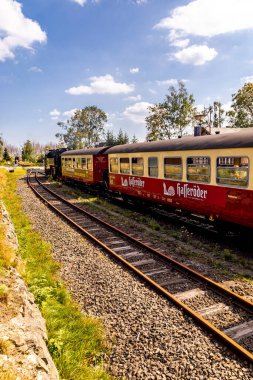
[61, 147, 109, 186]
[46, 130, 253, 230]
[106, 130, 253, 229]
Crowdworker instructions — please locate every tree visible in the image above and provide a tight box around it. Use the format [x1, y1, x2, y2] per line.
[146, 103, 171, 141]
[165, 81, 195, 138]
[123, 132, 129, 144]
[105, 129, 130, 146]
[131, 135, 138, 143]
[227, 83, 253, 128]
[56, 106, 107, 149]
[146, 81, 195, 141]
[116, 129, 129, 145]
[0, 135, 3, 158]
[3, 147, 11, 161]
[105, 130, 115, 146]
[22, 140, 34, 161]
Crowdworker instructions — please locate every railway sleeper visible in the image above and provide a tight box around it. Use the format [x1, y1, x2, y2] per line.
[197, 302, 229, 317]
[223, 319, 253, 342]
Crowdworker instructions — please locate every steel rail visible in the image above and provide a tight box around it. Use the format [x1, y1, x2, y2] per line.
[27, 171, 253, 363]
[34, 173, 253, 312]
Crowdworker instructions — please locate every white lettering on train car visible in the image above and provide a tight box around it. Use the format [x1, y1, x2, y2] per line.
[121, 177, 145, 188]
[177, 183, 207, 199]
[163, 183, 207, 199]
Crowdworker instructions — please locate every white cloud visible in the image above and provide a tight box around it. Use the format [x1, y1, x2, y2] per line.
[71, 0, 87, 6]
[155, 0, 253, 38]
[29, 66, 42, 73]
[172, 44, 217, 65]
[132, 0, 147, 4]
[50, 108, 78, 120]
[171, 39, 190, 48]
[0, 0, 47, 62]
[123, 102, 152, 124]
[70, 0, 101, 6]
[50, 108, 61, 120]
[65, 74, 134, 95]
[130, 67, 139, 74]
[166, 31, 190, 48]
[125, 94, 142, 102]
[156, 79, 178, 86]
[241, 75, 253, 83]
[155, 0, 253, 66]
[63, 108, 77, 118]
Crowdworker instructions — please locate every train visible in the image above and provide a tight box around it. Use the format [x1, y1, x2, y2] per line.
[45, 129, 253, 230]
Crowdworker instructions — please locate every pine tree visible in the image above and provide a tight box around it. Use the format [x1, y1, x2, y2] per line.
[3, 147, 11, 161]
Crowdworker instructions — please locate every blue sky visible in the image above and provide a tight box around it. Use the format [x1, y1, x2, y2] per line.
[1, 0, 253, 147]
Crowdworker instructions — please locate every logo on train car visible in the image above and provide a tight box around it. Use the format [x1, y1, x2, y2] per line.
[163, 183, 175, 196]
[121, 176, 145, 188]
[163, 182, 208, 200]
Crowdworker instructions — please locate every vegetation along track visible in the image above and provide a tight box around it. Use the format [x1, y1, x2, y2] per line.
[27, 170, 253, 364]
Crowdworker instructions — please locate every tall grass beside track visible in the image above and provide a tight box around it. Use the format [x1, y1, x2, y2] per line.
[0, 168, 113, 380]
[0, 170, 16, 271]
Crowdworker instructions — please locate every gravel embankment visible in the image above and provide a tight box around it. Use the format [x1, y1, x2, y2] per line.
[18, 178, 253, 380]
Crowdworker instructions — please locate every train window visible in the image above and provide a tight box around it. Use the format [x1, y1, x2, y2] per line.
[66, 158, 72, 168]
[76, 158, 81, 168]
[87, 158, 92, 170]
[164, 157, 182, 180]
[148, 157, 158, 177]
[62, 158, 65, 167]
[132, 157, 144, 176]
[110, 158, 119, 173]
[187, 157, 210, 183]
[216, 156, 249, 187]
[120, 158, 130, 174]
[81, 158, 86, 169]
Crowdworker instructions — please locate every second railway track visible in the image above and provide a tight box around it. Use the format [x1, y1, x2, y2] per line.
[27, 170, 253, 364]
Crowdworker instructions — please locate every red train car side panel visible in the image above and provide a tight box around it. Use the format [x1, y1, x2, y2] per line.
[62, 154, 108, 185]
[93, 154, 108, 183]
[109, 173, 253, 228]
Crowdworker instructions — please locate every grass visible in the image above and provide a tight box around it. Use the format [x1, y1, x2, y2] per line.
[0, 223, 16, 269]
[0, 338, 11, 355]
[222, 249, 238, 262]
[0, 284, 9, 302]
[232, 274, 253, 283]
[0, 168, 113, 380]
[148, 218, 161, 231]
[0, 369, 17, 380]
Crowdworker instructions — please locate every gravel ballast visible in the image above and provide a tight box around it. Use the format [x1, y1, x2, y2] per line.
[18, 177, 253, 380]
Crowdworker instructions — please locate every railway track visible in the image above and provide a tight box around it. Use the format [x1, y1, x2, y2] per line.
[50, 176, 251, 248]
[27, 170, 253, 364]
